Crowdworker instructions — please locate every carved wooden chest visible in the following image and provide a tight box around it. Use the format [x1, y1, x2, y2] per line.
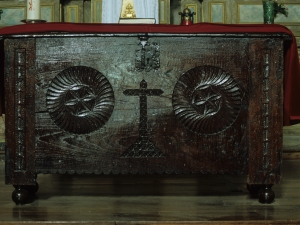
[3, 31, 288, 204]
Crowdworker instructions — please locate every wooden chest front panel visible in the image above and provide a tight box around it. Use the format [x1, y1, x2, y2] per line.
[5, 34, 283, 184]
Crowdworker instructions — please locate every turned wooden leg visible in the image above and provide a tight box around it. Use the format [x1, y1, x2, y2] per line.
[12, 186, 29, 205]
[12, 175, 39, 204]
[14, 182, 39, 196]
[258, 184, 275, 204]
[13, 175, 39, 196]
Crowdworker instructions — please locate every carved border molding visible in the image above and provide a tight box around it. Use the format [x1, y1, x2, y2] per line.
[14, 48, 26, 172]
[262, 51, 270, 170]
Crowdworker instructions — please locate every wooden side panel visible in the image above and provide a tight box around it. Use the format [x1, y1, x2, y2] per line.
[5, 38, 36, 185]
[248, 38, 283, 184]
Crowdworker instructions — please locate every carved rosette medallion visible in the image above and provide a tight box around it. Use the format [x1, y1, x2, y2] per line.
[172, 65, 242, 135]
[46, 66, 115, 134]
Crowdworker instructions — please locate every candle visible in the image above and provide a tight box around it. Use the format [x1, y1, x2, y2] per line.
[27, 0, 41, 20]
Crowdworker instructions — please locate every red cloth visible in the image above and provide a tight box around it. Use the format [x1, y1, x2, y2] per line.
[0, 22, 299, 125]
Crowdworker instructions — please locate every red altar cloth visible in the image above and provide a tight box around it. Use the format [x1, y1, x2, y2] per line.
[0, 22, 299, 126]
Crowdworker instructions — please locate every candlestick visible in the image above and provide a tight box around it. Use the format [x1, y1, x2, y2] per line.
[27, 0, 41, 20]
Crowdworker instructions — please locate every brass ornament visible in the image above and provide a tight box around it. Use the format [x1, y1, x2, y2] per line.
[179, 7, 196, 23]
[120, 0, 136, 18]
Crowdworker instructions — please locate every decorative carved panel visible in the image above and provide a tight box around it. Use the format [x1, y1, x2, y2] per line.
[172, 65, 242, 135]
[46, 66, 115, 134]
[135, 37, 160, 72]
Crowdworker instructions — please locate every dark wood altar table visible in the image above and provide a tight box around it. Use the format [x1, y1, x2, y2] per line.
[0, 23, 299, 205]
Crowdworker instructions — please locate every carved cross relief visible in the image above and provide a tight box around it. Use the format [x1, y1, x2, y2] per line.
[121, 80, 164, 158]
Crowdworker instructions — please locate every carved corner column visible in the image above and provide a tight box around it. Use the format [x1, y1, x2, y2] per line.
[5, 38, 36, 187]
[248, 38, 284, 188]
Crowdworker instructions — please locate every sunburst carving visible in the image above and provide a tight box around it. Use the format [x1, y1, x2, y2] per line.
[172, 65, 242, 135]
[46, 66, 115, 134]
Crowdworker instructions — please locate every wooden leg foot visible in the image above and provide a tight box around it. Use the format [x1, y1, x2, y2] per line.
[13, 176, 39, 196]
[17, 182, 39, 195]
[12, 186, 29, 205]
[258, 184, 275, 204]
